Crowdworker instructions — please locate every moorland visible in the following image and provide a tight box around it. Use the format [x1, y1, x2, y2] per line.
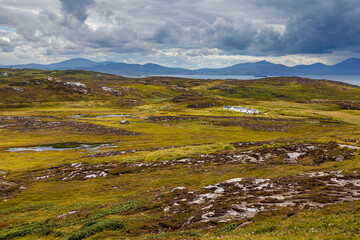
[0, 69, 360, 239]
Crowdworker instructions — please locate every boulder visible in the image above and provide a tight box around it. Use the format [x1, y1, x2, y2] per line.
[120, 119, 130, 125]
[171, 186, 187, 193]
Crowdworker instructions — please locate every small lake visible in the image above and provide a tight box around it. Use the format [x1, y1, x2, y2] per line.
[5, 142, 115, 152]
[339, 144, 360, 150]
[124, 75, 360, 87]
[92, 114, 130, 118]
[69, 114, 130, 118]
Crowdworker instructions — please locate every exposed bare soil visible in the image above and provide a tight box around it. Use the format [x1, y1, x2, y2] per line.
[158, 171, 360, 228]
[25, 142, 355, 184]
[0, 179, 20, 200]
[3, 141, 356, 224]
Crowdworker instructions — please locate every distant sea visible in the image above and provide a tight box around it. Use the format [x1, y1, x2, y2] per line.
[124, 75, 360, 87]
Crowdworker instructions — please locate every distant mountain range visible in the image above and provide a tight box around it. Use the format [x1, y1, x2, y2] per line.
[2, 58, 360, 76]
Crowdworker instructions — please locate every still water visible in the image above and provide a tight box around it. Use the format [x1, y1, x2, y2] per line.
[6, 142, 115, 152]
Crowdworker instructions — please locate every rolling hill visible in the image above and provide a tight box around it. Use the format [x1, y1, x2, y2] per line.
[2, 58, 360, 76]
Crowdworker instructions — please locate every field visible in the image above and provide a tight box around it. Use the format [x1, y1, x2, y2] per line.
[0, 69, 360, 239]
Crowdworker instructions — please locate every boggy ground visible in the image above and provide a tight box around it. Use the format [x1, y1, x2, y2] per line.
[159, 170, 360, 228]
[0, 116, 137, 135]
[10, 141, 354, 184]
[1, 140, 359, 239]
[0, 70, 360, 239]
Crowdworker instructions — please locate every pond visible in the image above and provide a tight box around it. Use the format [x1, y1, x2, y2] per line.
[339, 144, 360, 150]
[5, 142, 116, 152]
[92, 114, 131, 118]
[68, 114, 131, 118]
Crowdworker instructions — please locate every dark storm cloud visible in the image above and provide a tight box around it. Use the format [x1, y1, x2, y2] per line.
[250, 0, 360, 54]
[280, 1, 360, 54]
[196, 17, 281, 55]
[0, 0, 359, 60]
[152, 21, 183, 44]
[60, 0, 95, 22]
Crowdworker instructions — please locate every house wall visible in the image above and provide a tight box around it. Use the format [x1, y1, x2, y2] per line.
[223, 106, 259, 114]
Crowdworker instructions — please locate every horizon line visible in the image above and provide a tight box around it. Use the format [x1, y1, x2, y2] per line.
[1, 57, 359, 69]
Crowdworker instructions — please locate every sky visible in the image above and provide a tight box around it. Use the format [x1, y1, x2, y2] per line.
[0, 0, 360, 68]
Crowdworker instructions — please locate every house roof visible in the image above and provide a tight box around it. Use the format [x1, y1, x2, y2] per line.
[223, 105, 259, 113]
[234, 106, 250, 110]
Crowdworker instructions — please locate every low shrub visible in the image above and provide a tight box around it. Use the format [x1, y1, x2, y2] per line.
[67, 219, 124, 240]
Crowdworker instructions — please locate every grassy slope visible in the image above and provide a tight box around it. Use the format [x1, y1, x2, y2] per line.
[0, 70, 360, 239]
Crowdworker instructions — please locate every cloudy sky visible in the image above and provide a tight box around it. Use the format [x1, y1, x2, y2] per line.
[0, 0, 360, 68]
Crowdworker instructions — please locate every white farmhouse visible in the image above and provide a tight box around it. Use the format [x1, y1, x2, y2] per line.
[223, 105, 259, 114]
[233, 106, 259, 114]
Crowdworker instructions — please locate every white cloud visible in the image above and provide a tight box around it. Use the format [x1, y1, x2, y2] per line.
[0, 0, 359, 67]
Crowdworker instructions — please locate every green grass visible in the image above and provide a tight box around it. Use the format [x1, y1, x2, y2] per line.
[207, 201, 360, 240]
[0, 71, 360, 239]
[67, 219, 125, 240]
